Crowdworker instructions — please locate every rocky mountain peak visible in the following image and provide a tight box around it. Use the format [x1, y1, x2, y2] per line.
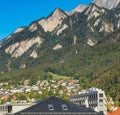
[38, 8, 67, 32]
[13, 27, 25, 34]
[85, 3, 105, 16]
[51, 8, 67, 19]
[66, 4, 87, 15]
[93, 0, 120, 9]
[0, 0, 120, 60]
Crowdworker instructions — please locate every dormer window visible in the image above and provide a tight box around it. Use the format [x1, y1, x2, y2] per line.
[62, 104, 68, 110]
[48, 104, 54, 111]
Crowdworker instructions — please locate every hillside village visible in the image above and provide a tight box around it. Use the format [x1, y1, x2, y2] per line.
[0, 71, 118, 115]
[0, 79, 118, 115]
[0, 79, 80, 104]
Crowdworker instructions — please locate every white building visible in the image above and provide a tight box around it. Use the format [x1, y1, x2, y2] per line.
[0, 104, 12, 115]
[70, 88, 107, 115]
[11, 104, 33, 114]
[0, 103, 34, 115]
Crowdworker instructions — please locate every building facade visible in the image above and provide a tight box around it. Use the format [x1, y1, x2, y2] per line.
[0, 104, 12, 115]
[70, 88, 107, 115]
[0, 103, 33, 115]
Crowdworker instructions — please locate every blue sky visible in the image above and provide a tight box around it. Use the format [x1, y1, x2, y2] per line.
[0, 0, 92, 40]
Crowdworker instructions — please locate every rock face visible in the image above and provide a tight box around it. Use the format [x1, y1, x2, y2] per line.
[85, 4, 104, 18]
[93, 0, 120, 9]
[5, 36, 43, 57]
[85, 4, 114, 33]
[53, 44, 63, 50]
[0, 0, 120, 61]
[30, 50, 38, 58]
[28, 23, 38, 32]
[13, 27, 25, 34]
[38, 8, 67, 32]
[56, 24, 68, 35]
[67, 5, 87, 15]
[87, 39, 97, 46]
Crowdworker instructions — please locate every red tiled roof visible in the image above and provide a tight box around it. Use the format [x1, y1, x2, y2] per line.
[107, 108, 120, 115]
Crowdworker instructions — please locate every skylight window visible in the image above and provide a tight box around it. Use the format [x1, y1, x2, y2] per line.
[62, 104, 68, 110]
[48, 104, 54, 111]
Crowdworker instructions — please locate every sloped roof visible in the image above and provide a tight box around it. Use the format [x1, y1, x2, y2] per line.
[15, 96, 99, 114]
[107, 108, 120, 115]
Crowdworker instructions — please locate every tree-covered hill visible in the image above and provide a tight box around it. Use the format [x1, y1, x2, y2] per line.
[0, 30, 120, 102]
[0, 1, 120, 104]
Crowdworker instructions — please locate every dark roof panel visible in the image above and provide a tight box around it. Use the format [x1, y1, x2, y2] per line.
[15, 97, 100, 115]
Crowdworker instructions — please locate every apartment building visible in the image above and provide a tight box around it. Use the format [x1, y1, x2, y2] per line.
[70, 88, 107, 115]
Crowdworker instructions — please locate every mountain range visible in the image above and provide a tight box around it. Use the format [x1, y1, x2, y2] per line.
[0, 0, 120, 101]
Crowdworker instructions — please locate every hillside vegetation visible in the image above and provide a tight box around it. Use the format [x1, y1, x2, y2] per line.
[0, 30, 120, 103]
[0, 1, 120, 104]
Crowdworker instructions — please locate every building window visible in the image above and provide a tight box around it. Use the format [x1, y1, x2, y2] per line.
[99, 93, 103, 97]
[48, 104, 54, 110]
[99, 99, 103, 103]
[62, 104, 68, 110]
[95, 94, 97, 98]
